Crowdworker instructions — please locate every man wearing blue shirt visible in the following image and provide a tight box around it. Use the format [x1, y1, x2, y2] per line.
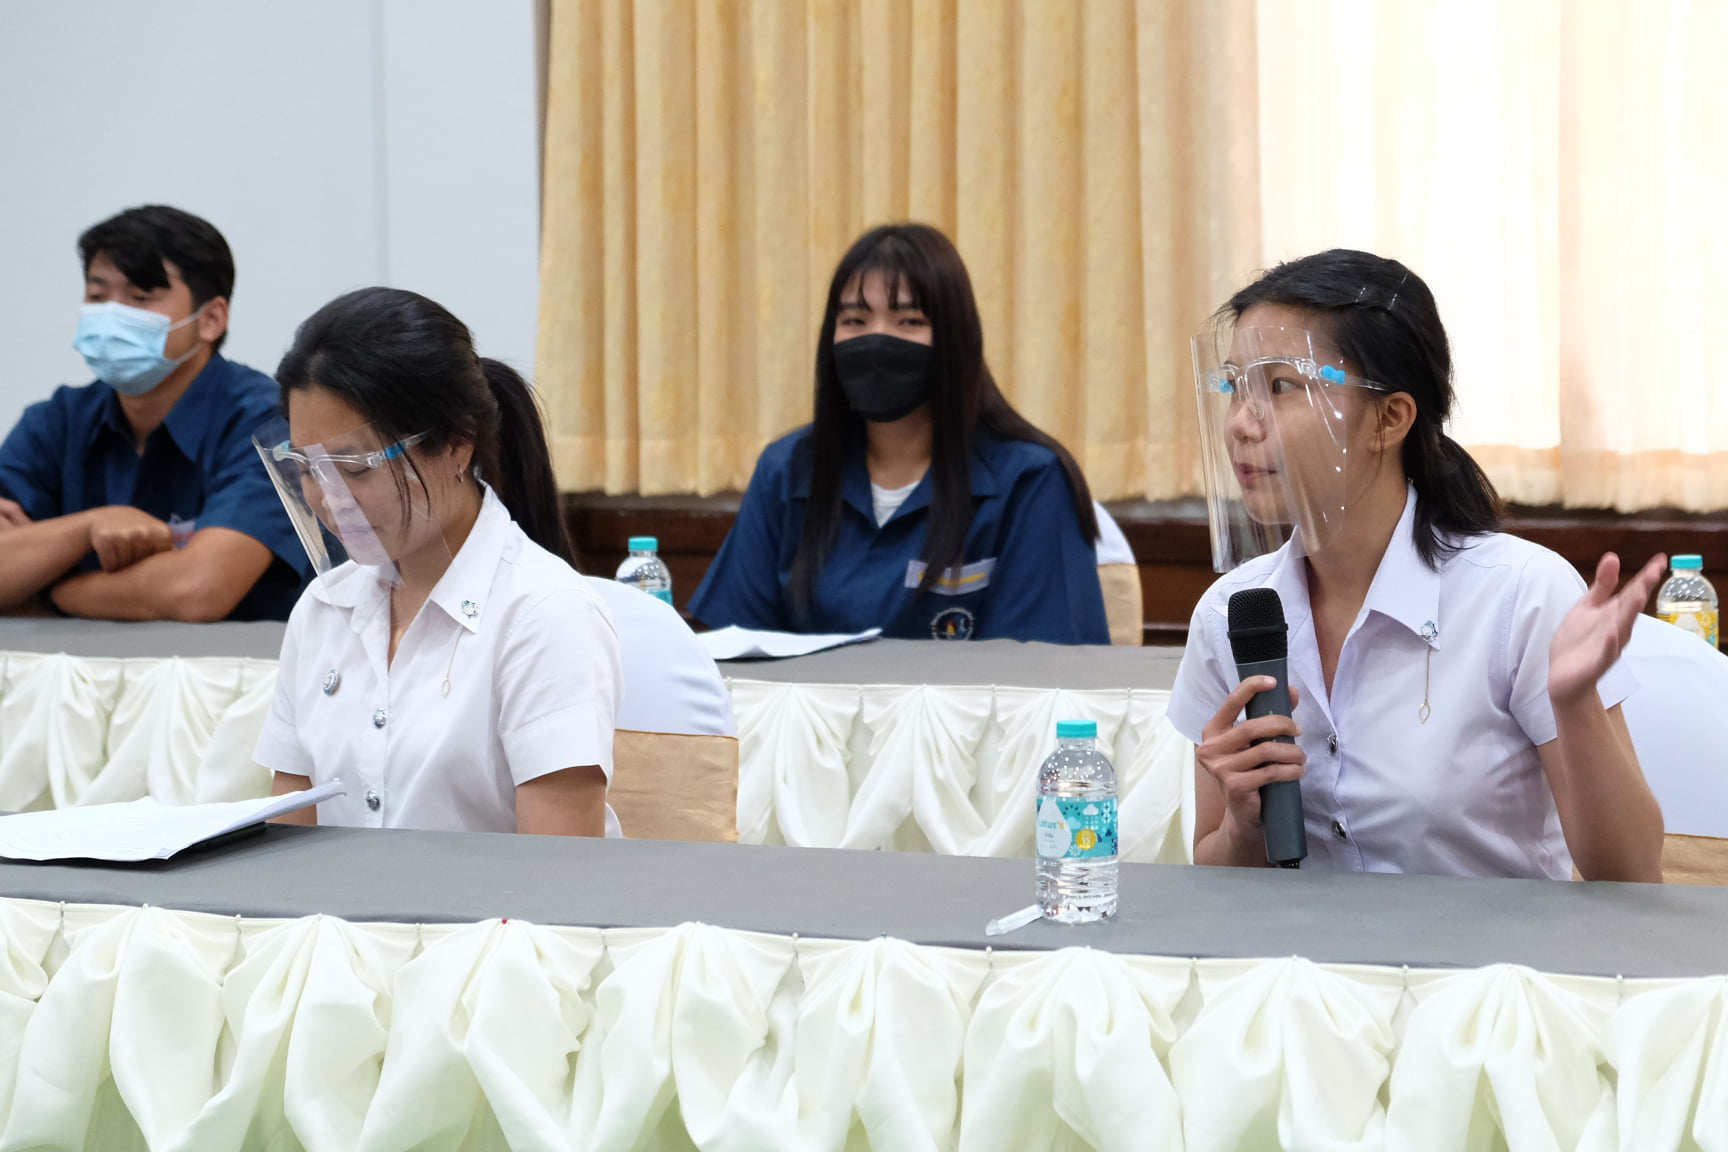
[0, 206, 310, 620]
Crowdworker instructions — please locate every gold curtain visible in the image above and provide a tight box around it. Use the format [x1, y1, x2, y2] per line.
[1252, 0, 1567, 504]
[1557, 0, 1728, 510]
[1253, 0, 1728, 512]
[537, 0, 1259, 499]
[541, 0, 1728, 510]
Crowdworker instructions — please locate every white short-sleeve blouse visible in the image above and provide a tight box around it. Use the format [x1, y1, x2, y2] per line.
[1167, 487, 1637, 879]
[254, 485, 624, 835]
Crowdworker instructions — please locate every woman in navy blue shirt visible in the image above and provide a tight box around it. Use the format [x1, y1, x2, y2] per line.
[689, 223, 1109, 644]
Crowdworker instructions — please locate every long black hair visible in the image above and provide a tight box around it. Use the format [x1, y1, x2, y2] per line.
[1222, 249, 1500, 568]
[275, 287, 576, 566]
[790, 223, 1098, 611]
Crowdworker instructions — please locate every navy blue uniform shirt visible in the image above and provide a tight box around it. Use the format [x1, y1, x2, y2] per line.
[0, 354, 312, 620]
[689, 428, 1109, 643]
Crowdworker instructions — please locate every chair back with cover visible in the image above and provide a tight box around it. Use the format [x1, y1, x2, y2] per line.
[1662, 834, 1728, 886]
[1620, 614, 1728, 839]
[587, 577, 738, 841]
[586, 576, 736, 737]
[1094, 502, 1143, 647]
[610, 730, 739, 842]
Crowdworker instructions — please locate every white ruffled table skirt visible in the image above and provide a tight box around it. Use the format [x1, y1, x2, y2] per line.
[728, 679, 1192, 860]
[1, 896, 1724, 1152]
[0, 652, 277, 812]
[0, 652, 1193, 862]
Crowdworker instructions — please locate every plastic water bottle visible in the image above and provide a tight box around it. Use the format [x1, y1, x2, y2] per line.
[615, 536, 673, 605]
[1656, 554, 1718, 648]
[1035, 719, 1119, 923]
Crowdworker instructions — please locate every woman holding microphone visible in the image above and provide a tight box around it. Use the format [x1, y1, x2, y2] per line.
[1168, 249, 1664, 881]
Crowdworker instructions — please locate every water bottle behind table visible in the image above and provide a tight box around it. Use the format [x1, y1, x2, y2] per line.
[1035, 719, 1118, 922]
[1656, 554, 1718, 648]
[615, 536, 673, 605]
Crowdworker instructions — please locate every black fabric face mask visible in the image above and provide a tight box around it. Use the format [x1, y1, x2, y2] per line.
[832, 333, 934, 423]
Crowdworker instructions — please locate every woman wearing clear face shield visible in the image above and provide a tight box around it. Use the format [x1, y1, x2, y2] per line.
[253, 287, 623, 836]
[1167, 249, 1665, 881]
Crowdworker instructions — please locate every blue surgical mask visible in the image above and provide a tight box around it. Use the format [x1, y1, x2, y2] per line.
[73, 301, 206, 396]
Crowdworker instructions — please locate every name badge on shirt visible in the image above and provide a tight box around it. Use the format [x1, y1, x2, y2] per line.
[905, 557, 996, 596]
[168, 514, 196, 549]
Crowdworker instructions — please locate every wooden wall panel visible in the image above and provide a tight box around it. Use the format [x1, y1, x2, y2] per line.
[565, 495, 741, 616]
[565, 493, 1728, 642]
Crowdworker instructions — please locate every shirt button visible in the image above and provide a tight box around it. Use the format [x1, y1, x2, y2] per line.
[365, 789, 381, 811]
[1332, 819, 1348, 842]
[1326, 733, 1339, 754]
[372, 708, 387, 729]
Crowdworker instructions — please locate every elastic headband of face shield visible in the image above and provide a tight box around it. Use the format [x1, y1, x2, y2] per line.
[252, 416, 450, 589]
[1191, 320, 1393, 573]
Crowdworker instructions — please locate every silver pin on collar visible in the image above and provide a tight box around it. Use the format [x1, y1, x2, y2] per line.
[322, 669, 341, 695]
[461, 599, 479, 618]
[1418, 625, 1437, 724]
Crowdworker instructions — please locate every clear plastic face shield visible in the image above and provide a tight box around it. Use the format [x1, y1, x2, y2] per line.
[1191, 320, 1394, 572]
[253, 417, 454, 590]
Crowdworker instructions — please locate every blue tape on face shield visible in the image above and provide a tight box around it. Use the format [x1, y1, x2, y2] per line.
[73, 301, 205, 396]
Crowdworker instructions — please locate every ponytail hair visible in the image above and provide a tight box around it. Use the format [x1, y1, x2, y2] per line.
[475, 358, 576, 565]
[276, 287, 576, 567]
[1222, 249, 1501, 569]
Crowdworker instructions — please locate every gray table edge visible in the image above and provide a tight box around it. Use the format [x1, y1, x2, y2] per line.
[1, 827, 1724, 980]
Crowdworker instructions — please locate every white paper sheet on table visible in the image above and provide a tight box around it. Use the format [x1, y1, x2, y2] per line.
[0, 781, 343, 862]
[697, 625, 881, 661]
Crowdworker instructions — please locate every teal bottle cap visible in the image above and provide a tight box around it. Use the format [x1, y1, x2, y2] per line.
[628, 536, 659, 552]
[1056, 720, 1097, 739]
[1672, 554, 1703, 570]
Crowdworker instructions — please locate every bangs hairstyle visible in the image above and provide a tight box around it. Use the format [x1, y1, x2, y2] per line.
[1221, 248, 1501, 568]
[78, 205, 236, 352]
[790, 222, 1098, 614]
[275, 287, 576, 566]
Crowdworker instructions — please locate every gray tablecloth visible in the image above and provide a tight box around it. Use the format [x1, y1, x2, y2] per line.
[0, 618, 288, 659]
[3, 622, 1184, 692]
[1, 826, 1723, 978]
[721, 638, 1186, 691]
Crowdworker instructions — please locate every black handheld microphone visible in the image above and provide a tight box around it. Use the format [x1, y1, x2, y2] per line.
[1226, 588, 1307, 868]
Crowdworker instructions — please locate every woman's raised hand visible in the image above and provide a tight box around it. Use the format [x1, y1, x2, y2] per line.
[1549, 553, 1666, 707]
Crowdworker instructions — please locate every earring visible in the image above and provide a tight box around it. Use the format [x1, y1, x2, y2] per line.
[455, 468, 465, 484]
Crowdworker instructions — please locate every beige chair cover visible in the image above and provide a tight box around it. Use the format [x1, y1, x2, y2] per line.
[1661, 833, 1728, 886]
[1099, 563, 1143, 647]
[610, 729, 739, 842]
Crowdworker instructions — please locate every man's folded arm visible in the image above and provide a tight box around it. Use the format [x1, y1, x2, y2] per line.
[0, 512, 100, 609]
[50, 525, 274, 622]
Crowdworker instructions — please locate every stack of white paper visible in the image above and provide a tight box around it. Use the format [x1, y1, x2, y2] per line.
[698, 625, 883, 661]
[0, 782, 344, 863]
